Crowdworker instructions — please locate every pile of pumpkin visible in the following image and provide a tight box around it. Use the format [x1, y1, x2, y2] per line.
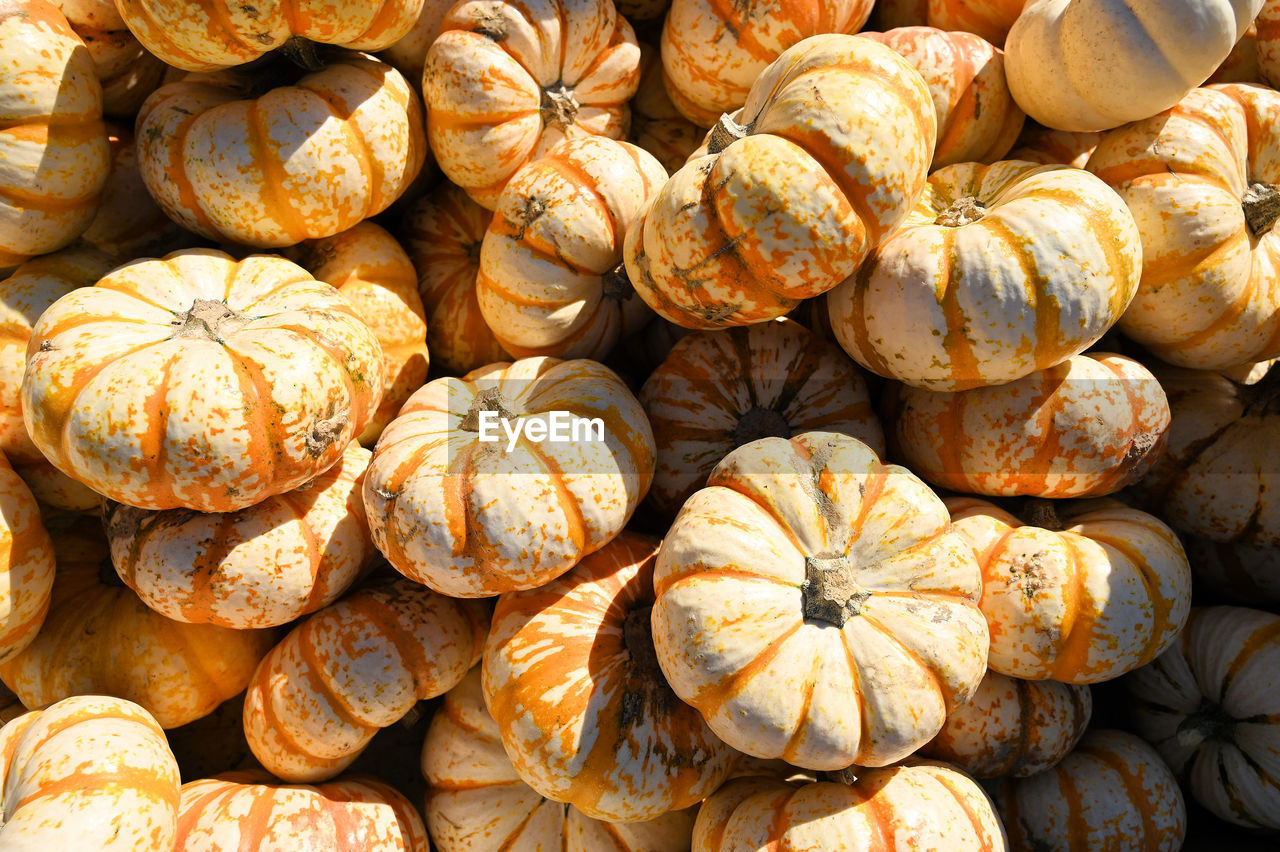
[0, 0, 1278, 847]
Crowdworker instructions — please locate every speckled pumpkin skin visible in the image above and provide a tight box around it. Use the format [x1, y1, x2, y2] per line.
[0, 452, 53, 666]
[0, 695, 180, 851]
[925, 0, 1025, 46]
[692, 762, 1007, 852]
[243, 575, 488, 783]
[77, 26, 169, 119]
[922, 670, 1091, 778]
[115, 0, 424, 71]
[425, 666, 699, 850]
[423, 0, 640, 210]
[21, 249, 385, 513]
[136, 57, 425, 248]
[363, 356, 655, 598]
[483, 533, 736, 823]
[1009, 123, 1101, 168]
[988, 729, 1187, 852]
[1126, 605, 1280, 831]
[827, 159, 1141, 392]
[659, 0, 873, 126]
[888, 353, 1170, 498]
[626, 34, 936, 330]
[477, 136, 665, 360]
[175, 770, 428, 851]
[652, 431, 989, 770]
[948, 497, 1192, 684]
[0, 0, 110, 268]
[105, 443, 375, 630]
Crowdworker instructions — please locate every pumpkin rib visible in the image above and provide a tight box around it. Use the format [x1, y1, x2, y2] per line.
[698, 619, 806, 715]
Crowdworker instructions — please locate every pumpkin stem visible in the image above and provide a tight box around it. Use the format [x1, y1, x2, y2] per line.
[802, 554, 869, 628]
[602, 262, 634, 303]
[935, 196, 987, 228]
[305, 409, 349, 457]
[827, 767, 859, 786]
[1174, 698, 1234, 752]
[277, 36, 326, 72]
[540, 82, 580, 129]
[459, 386, 523, 432]
[622, 605, 661, 677]
[706, 114, 750, 155]
[171, 299, 251, 343]
[1243, 183, 1280, 237]
[732, 406, 791, 447]
[1022, 499, 1066, 531]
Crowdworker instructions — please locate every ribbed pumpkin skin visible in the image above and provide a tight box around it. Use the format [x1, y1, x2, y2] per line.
[77, 26, 169, 118]
[1183, 537, 1280, 608]
[423, 0, 640, 211]
[860, 27, 1025, 168]
[0, 695, 180, 850]
[640, 318, 884, 517]
[629, 44, 700, 176]
[21, 249, 385, 513]
[988, 729, 1187, 852]
[693, 762, 1007, 852]
[0, 0, 110, 268]
[402, 181, 506, 375]
[115, 0, 423, 71]
[0, 516, 277, 729]
[1125, 606, 1280, 830]
[1139, 366, 1280, 547]
[926, 0, 1025, 46]
[55, 0, 125, 29]
[105, 443, 375, 630]
[477, 137, 665, 360]
[243, 575, 488, 783]
[922, 670, 1091, 778]
[1087, 84, 1280, 370]
[948, 498, 1192, 684]
[626, 34, 936, 330]
[1260, 0, 1280, 87]
[483, 533, 737, 823]
[889, 353, 1170, 498]
[291, 222, 429, 445]
[11, 460, 99, 512]
[0, 453, 53, 665]
[653, 432, 989, 770]
[378, 0, 452, 78]
[136, 57, 425, 248]
[659, 0, 873, 126]
[1008, 123, 1100, 168]
[827, 159, 1141, 392]
[425, 667, 698, 851]
[0, 245, 116, 467]
[363, 357, 655, 598]
[175, 770, 428, 851]
[1005, 0, 1259, 133]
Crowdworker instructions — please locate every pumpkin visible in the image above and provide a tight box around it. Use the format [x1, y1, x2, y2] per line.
[921, 670, 1091, 778]
[0, 514, 277, 728]
[1004, 0, 1260, 132]
[289, 222, 429, 444]
[693, 761, 1006, 851]
[987, 729, 1187, 851]
[827, 159, 1142, 391]
[363, 356, 654, 598]
[659, 0, 874, 127]
[114, 0, 424, 71]
[1086, 83, 1280, 370]
[1209, 21, 1260, 84]
[425, 666, 699, 850]
[0, 0, 110, 268]
[378, 0, 452, 79]
[640, 318, 884, 517]
[860, 27, 1025, 168]
[176, 770, 428, 851]
[629, 44, 701, 176]
[476, 136, 665, 360]
[136, 56, 425, 248]
[887, 353, 1170, 498]
[948, 497, 1192, 683]
[243, 573, 488, 783]
[652, 431, 988, 769]
[0, 452, 53, 666]
[22, 248, 385, 513]
[0, 695, 180, 850]
[401, 181, 507, 375]
[1008, 122, 1101, 168]
[53, 0, 125, 29]
[625, 34, 936, 330]
[1125, 605, 1280, 831]
[423, 0, 640, 210]
[13, 461, 100, 512]
[1138, 364, 1280, 547]
[925, 0, 1025, 46]
[77, 25, 170, 118]
[105, 442, 375, 630]
[484, 532, 736, 822]
[1260, 0, 1280, 87]
[1182, 537, 1280, 608]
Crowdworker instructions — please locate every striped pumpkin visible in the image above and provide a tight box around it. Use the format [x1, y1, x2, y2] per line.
[77, 26, 170, 119]
[924, 0, 1025, 46]
[628, 44, 701, 176]
[827, 159, 1141, 391]
[0, 453, 53, 667]
[1008, 123, 1101, 168]
[1126, 605, 1280, 830]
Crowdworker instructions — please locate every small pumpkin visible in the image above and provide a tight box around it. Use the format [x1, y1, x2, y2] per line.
[1008, 122, 1101, 168]
[0, 451, 54, 666]
[628, 43, 701, 175]
[924, 0, 1025, 46]
[76, 25, 170, 118]
[1209, 21, 1260, 84]
[378, 0, 452, 79]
